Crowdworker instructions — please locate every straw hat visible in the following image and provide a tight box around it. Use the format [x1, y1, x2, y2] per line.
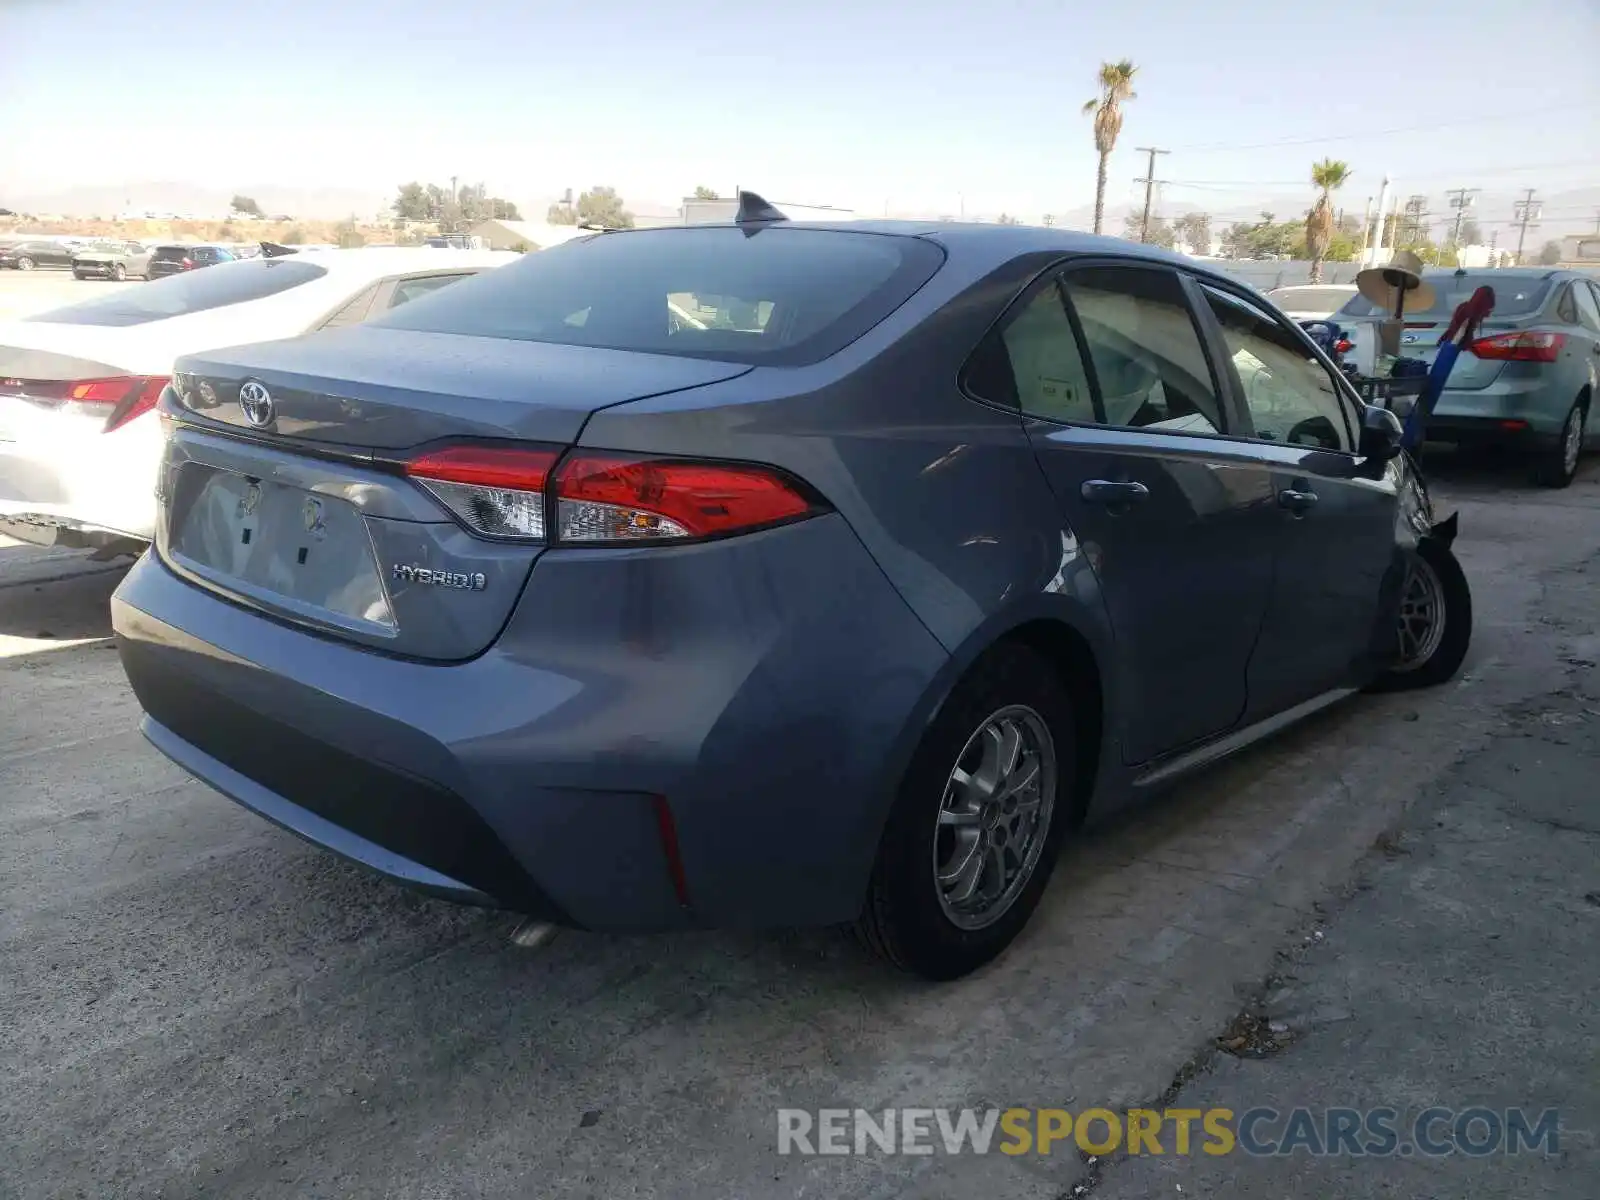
[1356, 250, 1437, 315]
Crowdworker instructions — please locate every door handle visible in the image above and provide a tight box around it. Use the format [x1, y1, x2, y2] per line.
[1278, 487, 1319, 514]
[1080, 479, 1150, 506]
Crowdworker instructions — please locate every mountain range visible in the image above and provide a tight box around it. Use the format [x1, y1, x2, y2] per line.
[7, 181, 1598, 244]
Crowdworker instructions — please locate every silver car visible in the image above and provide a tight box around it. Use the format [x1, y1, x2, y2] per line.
[71, 241, 154, 281]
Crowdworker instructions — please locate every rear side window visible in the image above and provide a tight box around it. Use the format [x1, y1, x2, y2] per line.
[964, 265, 1225, 437]
[1062, 266, 1224, 435]
[28, 259, 329, 326]
[315, 281, 382, 330]
[371, 226, 946, 365]
[388, 272, 471, 308]
[1555, 284, 1580, 324]
[1573, 281, 1600, 332]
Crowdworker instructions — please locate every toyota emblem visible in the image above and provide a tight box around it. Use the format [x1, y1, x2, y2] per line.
[238, 380, 275, 427]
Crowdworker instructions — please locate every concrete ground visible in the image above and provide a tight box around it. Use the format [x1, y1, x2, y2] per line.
[0, 267, 137, 321]
[1, 437, 1597, 1196]
[1096, 588, 1600, 1198]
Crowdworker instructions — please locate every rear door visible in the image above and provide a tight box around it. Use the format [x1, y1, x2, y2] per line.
[1194, 278, 1400, 716]
[971, 258, 1283, 764]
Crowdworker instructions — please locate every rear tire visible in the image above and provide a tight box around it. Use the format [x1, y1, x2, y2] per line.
[1369, 538, 1472, 692]
[1533, 398, 1586, 489]
[856, 644, 1075, 980]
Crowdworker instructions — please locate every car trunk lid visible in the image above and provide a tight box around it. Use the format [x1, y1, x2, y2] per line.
[159, 326, 752, 660]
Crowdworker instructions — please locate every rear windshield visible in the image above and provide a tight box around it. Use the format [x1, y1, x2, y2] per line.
[152, 245, 195, 260]
[371, 226, 946, 365]
[28, 258, 329, 327]
[1336, 273, 1554, 320]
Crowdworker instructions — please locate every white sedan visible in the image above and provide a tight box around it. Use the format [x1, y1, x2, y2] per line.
[1263, 283, 1358, 322]
[0, 246, 517, 553]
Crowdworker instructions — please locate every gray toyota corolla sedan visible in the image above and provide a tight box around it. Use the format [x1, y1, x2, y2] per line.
[112, 195, 1471, 979]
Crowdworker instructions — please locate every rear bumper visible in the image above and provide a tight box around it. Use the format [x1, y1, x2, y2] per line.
[1426, 377, 1570, 443]
[0, 416, 161, 543]
[111, 514, 950, 930]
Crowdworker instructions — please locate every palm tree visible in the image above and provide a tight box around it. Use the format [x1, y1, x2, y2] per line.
[1305, 158, 1351, 283]
[1082, 60, 1138, 236]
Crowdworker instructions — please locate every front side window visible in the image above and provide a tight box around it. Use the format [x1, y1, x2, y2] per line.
[1203, 284, 1353, 452]
[1061, 266, 1224, 435]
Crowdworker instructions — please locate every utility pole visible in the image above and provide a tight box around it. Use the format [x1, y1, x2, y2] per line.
[1134, 147, 1170, 242]
[1367, 176, 1391, 263]
[1592, 207, 1600, 234]
[1446, 187, 1480, 248]
[1401, 194, 1430, 247]
[1513, 189, 1541, 264]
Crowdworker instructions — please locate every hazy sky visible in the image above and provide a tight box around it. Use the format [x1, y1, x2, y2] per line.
[3, 0, 1599, 222]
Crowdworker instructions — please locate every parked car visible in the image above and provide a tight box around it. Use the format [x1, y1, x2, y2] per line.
[71, 241, 154, 281]
[108, 211, 1472, 981]
[0, 247, 517, 554]
[1265, 283, 1358, 322]
[146, 244, 235, 278]
[0, 239, 76, 271]
[1336, 268, 1598, 486]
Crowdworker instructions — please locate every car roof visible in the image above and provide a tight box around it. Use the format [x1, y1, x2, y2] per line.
[1420, 267, 1556, 281]
[581, 219, 1199, 277]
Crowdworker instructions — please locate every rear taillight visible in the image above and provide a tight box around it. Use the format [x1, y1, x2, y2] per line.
[99, 377, 170, 432]
[401, 446, 820, 545]
[1334, 338, 1353, 354]
[404, 445, 559, 540]
[551, 453, 817, 544]
[181, 257, 194, 269]
[0, 375, 169, 431]
[1468, 331, 1565, 363]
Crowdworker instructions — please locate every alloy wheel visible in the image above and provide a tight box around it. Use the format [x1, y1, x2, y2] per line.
[933, 705, 1056, 931]
[1562, 406, 1583, 477]
[1394, 555, 1447, 672]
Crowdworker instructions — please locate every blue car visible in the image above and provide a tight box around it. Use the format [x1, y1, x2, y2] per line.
[112, 198, 1471, 979]
[1336, 268, 1599, 486]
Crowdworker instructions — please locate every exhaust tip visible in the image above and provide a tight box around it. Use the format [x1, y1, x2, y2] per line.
[508, 918, 560, 949]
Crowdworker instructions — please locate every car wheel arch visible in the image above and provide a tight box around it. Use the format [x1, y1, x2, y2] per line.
[855, 603, 1114, 887]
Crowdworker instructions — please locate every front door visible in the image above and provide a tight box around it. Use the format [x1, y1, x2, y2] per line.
[966, 260, 1284, 764]
[1195, 279, 1401, 717]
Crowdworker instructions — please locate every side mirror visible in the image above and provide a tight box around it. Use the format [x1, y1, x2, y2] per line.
[1359, 404, 1404, 462]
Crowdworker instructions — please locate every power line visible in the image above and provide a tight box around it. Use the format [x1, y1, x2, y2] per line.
[1133, 147, 1171, 243]
[1171, 104, 1593, 153]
